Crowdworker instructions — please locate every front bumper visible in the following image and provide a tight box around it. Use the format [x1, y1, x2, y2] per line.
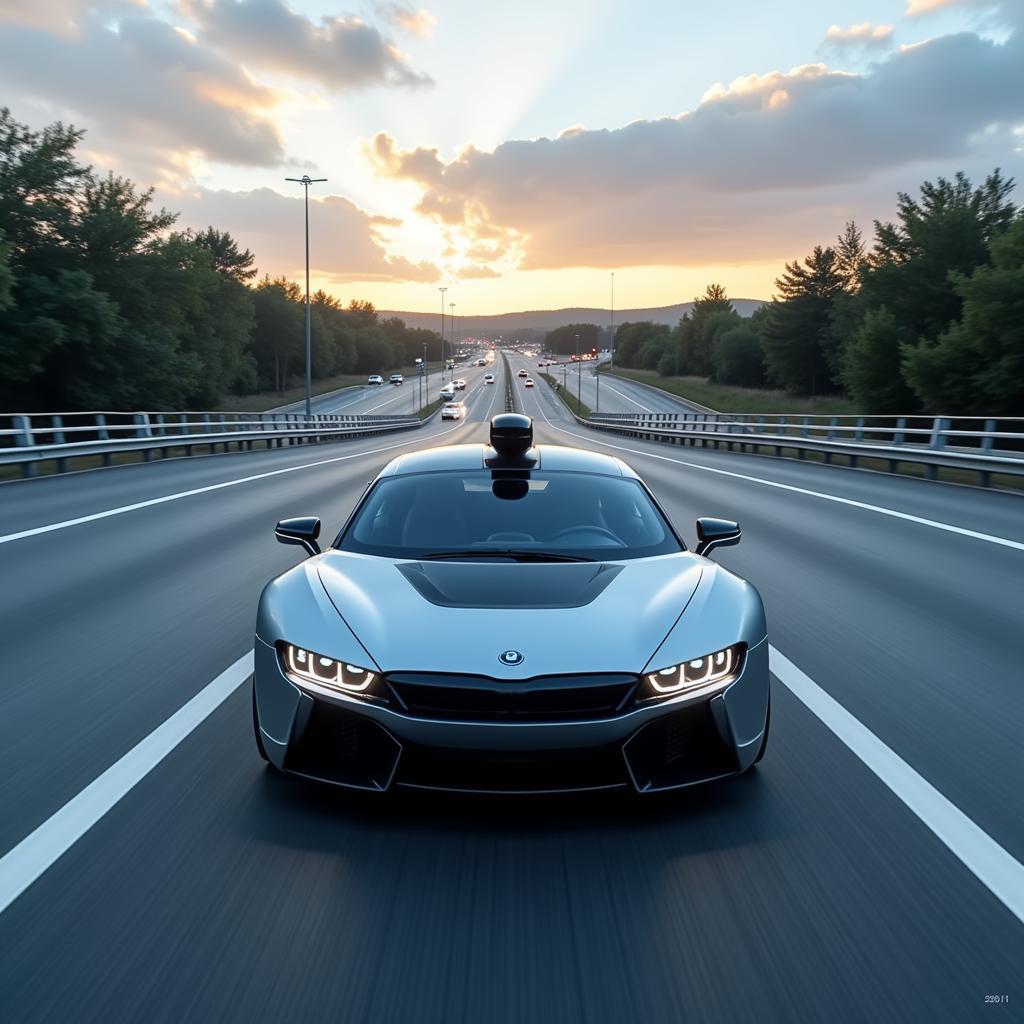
[253, 637, 769, 794]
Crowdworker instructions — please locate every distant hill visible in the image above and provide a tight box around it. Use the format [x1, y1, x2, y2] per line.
[379, 299, 765, 336]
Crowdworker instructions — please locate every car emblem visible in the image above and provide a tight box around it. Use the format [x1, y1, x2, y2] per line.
[498, 650, 524, 666]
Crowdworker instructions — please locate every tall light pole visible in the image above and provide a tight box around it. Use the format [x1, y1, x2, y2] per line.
[438, 286, 447, 388]
[452, 303, 460, 385]
[575, 333, 581, 411]
[285, 174, 327, 420]
[609, 271, 615, 370]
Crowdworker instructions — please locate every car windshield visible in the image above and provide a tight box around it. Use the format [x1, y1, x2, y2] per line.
[338, 470, 682, 560]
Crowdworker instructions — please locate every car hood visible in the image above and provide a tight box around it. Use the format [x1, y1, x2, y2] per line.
[316, 552, 703, 676]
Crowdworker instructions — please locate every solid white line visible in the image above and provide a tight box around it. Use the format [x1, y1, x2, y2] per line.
[527, 391, 1024, 553]
[602, 383, 651, 412]
[0, 652, 254, 916]
[768, 646, 1024, 927]
[0, 421, 464, 546]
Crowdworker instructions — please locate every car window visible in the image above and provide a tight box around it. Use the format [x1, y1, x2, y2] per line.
[338, 470, 682, 560]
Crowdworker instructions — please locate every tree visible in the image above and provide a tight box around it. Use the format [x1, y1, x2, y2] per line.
[544, 322, 601, 357]
[251, 277, 304, 391]
[673, 285, 736, 376]
[902, 216, 1024, 414]
[0, 230, 12, 311]
[842, 307, 918, 414]
[762, 246, 847, 394]
[714, 325, 766, 387]
[188, 226, 257, 283]
[835, 221, 866, 292]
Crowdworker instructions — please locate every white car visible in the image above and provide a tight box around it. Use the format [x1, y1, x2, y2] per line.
[518, 369, 528, 378]
[389, 374, 404, 385]
[483, 373, 495, 384]
[524, 377, 535, 387]
[440, 401, 465, 420]
[455, 379, 467, 390]
[367, 374, 384, 385]
[439, 384, 456, 400]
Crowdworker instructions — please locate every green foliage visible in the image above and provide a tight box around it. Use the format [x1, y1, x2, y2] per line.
[842, 307, 917, 414]
[544, 322, 601, 357]
[0, 230, 12, 311]
[0, 107, 432, 409]
[902, 216, 1024, 414]
[714, 325, 766, 387]
[612, 321, 669, 369]
[673, 284, 737, 376]
[762, 246, 847, 395]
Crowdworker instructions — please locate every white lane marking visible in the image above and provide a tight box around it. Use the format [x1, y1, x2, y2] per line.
[769, 647, 1024, 927]
[0, 420, 464, 546]
[366, 389, 414, 413]
[600, 382, 651, 412]
[527, 392, 1024, 553]
[2, 645, 1022, 929]
[0, 652, 253, 916]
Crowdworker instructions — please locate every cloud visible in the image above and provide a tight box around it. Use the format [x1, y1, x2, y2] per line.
[824, 22, 894, 47]
[179, 0, 432, 90]
[455, 264, 500, 279]
[377, 4, 436, 37]
[366, 26, 1024, 271]
[0, 0, 145, 33]
[171, 186, 440, 283]
[0, 13, 284, 173]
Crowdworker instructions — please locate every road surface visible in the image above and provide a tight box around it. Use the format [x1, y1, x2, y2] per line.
[0, 352, 1021, 1023]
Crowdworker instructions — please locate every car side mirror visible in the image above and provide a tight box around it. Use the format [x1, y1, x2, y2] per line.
[275, 517, 321, 557]
[694, 517, 740, 558]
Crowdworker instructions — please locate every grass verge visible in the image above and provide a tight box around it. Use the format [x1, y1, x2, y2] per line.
[605, 368, 858, 416]
[540, 373, 592, 418]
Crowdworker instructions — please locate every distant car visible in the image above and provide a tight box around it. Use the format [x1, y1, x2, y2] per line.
[455, 379, 467, 390]
[483, 373, 495, 384]
[518, 369, 528, 378]
[524, 377, 535, 387]
[367, 374, 384, 385]
[390, 374, 404, 385]
[476, 358, 487, 366]
[440, 401, 466, 420]
[439, 383, 456, 400]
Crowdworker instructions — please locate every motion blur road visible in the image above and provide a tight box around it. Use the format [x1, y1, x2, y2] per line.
[552, 359, 707, 414]
[273, 363, 480, 416]
[1, 352, 1022, 1022]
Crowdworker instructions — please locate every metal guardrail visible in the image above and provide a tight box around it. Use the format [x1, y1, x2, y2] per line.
[0, 410, 421, 478]
[580, 411, 1024, 488]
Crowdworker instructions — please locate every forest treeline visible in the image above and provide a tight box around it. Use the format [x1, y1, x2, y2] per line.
[0, 109, 441, 411]
[567, 171, 1024, 415]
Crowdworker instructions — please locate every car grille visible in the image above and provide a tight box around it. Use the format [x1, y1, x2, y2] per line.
[384, 673, 639, 722]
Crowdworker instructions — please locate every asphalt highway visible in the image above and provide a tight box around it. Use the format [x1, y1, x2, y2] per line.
[548, 360, 708, 414]
[1, 352, 1022, 1023]
[273, 362, 487, 416]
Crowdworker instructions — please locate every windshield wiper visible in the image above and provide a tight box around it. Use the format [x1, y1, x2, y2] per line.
[419, 549, 595, 563]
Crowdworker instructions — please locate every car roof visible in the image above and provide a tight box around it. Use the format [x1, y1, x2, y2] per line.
[379, 443, 637, 478]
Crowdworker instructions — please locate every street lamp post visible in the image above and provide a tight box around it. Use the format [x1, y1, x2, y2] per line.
[284, 174, 327, 420]
[421, 343, 427, 410]
[438, 286, 447, 388]
[449, 302, 456, 381]
[609, 271, 615, 370]
[575, 333, 581, 411]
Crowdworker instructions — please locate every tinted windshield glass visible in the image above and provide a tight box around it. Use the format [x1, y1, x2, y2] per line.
[338, 471, 682, 560]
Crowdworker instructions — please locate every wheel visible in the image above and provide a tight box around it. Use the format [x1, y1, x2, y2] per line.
[252, 680, 270, 762]
[752, 694, 771, 765]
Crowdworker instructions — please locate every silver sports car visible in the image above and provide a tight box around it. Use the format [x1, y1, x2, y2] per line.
[252, 414, 769, 794]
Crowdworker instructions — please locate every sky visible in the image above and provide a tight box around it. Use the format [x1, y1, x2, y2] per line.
[2, 0, 1023, 313]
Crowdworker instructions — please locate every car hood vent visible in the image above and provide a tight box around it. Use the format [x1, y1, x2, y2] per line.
[395, 561, 622, 609]
[316, 553, 703, 675]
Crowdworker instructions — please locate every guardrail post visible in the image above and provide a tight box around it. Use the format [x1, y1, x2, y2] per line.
[95, 414, 113, 467]
[14, 415, 37, 477]
[775, 417, 785, 457]
[132, 413, 152, 463]
[50, 415, 67, 473]
[927, 417, 949, 480]
[977, 418, 997, 487]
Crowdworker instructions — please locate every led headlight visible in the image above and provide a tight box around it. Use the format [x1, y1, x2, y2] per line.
[645, 644, 743, 695]
[281, 643, 376, 695]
